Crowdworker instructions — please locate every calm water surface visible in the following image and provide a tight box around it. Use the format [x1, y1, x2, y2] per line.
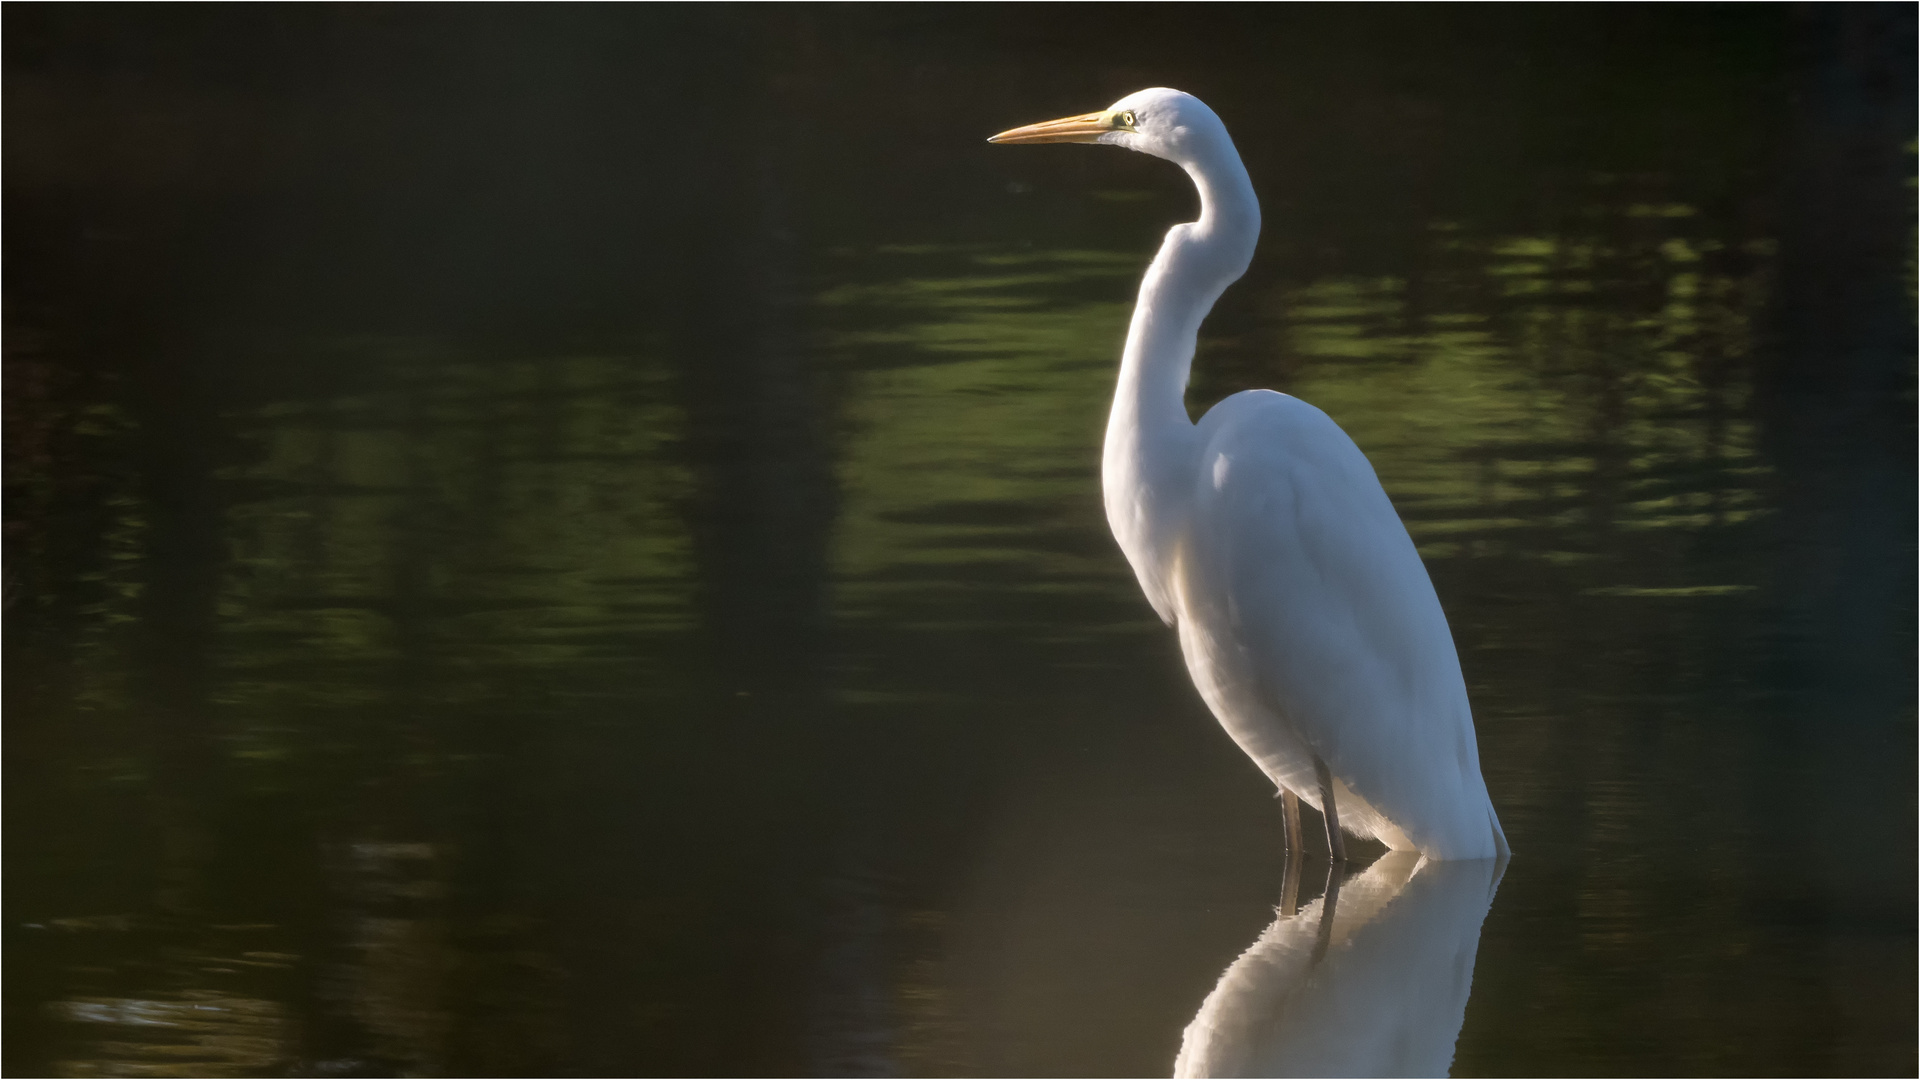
[6, 7, 1914, 1076]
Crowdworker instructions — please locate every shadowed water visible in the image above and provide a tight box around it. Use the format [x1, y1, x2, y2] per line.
[6, 7, 1914, 1076]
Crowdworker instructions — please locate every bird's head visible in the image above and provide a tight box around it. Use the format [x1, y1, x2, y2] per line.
[988, 87, 1230, 167]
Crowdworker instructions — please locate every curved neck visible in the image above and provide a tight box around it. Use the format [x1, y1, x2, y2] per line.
[1107, 141, 1261, 471]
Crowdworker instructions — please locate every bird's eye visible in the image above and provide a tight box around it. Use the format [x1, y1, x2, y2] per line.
[1121, 111, 1137, 128]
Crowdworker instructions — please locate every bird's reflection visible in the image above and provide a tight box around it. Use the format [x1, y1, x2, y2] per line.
[1174, 852, 1505, 1078]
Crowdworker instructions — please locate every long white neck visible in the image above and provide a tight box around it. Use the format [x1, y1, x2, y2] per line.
[1103, 136, 1260, 610]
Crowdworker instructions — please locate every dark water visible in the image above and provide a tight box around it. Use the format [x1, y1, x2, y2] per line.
[6, 7, 1914, 1076]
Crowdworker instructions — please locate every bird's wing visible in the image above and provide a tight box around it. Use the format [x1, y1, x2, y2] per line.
[1186, 391, 1497, 858]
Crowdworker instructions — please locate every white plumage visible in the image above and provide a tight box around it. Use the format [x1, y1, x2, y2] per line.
[1173, 853, 1506, 1077]
[992, 88, 1507, 861]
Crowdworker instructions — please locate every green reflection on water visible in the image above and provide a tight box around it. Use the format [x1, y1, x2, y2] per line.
[210, 350, 699, 793]
[1274, 208, 1769, 580]
[824, 249, 1145, 635]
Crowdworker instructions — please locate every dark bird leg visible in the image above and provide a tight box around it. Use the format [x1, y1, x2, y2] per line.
[1314, 756, 1347, 863]
[1281, 788, 1303, 861]
[1309, 858, 1343, 966]
[1279, 789, 1303, 916]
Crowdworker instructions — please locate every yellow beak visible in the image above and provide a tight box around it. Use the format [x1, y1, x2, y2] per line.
[987, 110, 1121, 145]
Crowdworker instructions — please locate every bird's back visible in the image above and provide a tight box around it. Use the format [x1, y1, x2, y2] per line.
[1172, 390, 1506, 860]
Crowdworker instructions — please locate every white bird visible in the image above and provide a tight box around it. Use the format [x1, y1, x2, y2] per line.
[990, 88, 1507, 861]
[1173, 853, 1506, 1077]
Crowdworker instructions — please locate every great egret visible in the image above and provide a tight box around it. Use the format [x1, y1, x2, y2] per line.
[990, 88, 1507, 862]
[1174, 853, 1505, 1077]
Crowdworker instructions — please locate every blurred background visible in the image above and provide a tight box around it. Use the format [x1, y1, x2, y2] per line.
[4, 5, 1913, 1076]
